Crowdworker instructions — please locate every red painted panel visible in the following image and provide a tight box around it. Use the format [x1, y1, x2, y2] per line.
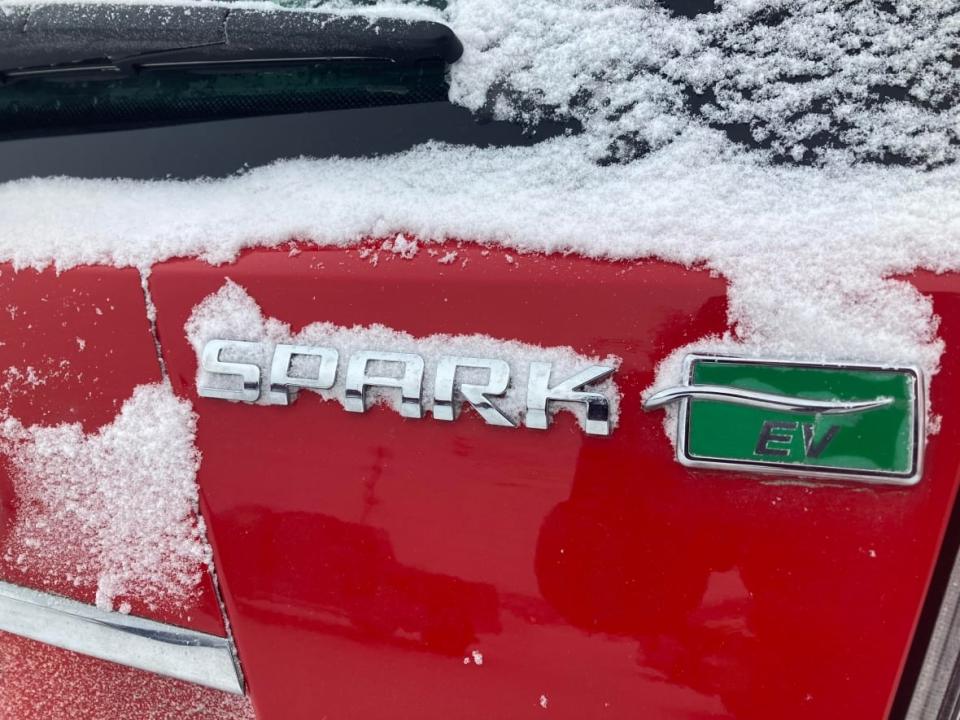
[1, 248, 954, 719]
[0, 265, 159, 431]
[0, 631, 254, 720]
[0, 264, 225, 633]
[148, 243, 960, 719]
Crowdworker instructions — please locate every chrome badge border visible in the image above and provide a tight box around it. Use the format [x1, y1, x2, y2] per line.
[671, 354, 925, 486]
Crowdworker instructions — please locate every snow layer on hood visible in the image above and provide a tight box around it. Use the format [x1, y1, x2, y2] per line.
[4, 130, 955, 384]
[0, 383, 211, 612]
[186, 280, 621, 431]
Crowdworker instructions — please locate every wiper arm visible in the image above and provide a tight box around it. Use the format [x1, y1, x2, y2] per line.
[0, 3, 463, 82]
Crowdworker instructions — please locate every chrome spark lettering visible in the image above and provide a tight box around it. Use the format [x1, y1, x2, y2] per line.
[197, 340, 616, 436]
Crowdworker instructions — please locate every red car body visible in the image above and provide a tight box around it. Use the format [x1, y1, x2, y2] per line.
[1, 243, 958, 718]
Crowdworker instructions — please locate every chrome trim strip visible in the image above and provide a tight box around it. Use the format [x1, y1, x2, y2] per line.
[0, 580, 244, 694]
[643, 384, 893, 414]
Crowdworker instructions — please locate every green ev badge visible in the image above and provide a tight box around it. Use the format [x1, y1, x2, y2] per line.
[644, 355, 924, 485]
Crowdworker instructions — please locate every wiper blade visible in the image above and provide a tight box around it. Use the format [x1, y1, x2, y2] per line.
[2, 55, 402, 81]
[0, 3, 463, 81]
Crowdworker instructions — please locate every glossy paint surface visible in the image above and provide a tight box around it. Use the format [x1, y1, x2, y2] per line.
[136, 244, 960, 720]
[0, 248, 957, 718]
[0, 265, 226, 633]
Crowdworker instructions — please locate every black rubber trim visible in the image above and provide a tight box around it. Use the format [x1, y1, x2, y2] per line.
[889, 484, 960, 718]
[0, 3, 462, 75]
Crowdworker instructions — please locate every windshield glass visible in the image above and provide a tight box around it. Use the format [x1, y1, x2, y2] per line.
[0, 60, 448, 137]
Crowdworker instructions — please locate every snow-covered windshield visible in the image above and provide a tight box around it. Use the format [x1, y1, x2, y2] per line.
[494, 0, 955, 167]
[275, 0, 960, 168]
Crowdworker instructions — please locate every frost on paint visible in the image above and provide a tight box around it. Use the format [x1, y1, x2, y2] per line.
[186, 280, 621, 431]
[0, 633, 256, 720]
[0, 383, 211, 612]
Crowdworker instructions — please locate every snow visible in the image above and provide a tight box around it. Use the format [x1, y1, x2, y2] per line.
[447, 0, 960, 167]
[385, 233, 419, 259]
[0, 5, 951, 412]
[2, 130, 955, 398]
[463, 649, 484, 666]
[0, 383, 211, 612]
[1, 361, 71, 402]
[186, 280, 622, 432]
[0, 0, 441, 23]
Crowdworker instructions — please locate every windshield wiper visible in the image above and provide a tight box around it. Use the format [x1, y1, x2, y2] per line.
[0, 3, 462, 80]
[0, 3, 462, 138]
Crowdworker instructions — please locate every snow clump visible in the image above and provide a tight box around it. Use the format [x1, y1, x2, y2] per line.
[0, 383, 212, 612]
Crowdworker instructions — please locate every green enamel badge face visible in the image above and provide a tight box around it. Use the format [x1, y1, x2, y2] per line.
[651, 355, 923, 485]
